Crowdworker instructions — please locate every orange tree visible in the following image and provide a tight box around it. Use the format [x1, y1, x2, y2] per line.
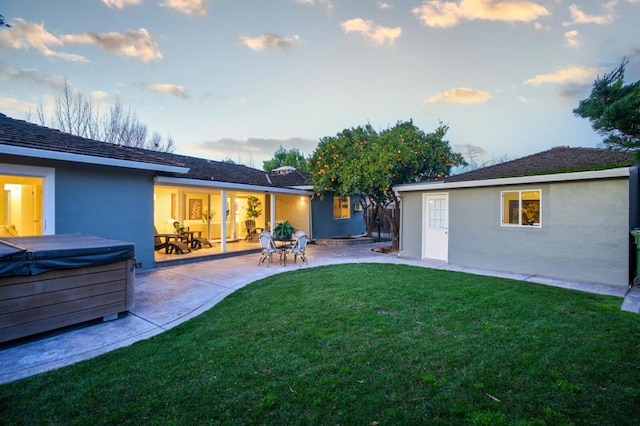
[309, 120, 465, 250]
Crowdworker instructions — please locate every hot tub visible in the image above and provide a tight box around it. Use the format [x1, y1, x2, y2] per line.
[0, 234, 135, 343]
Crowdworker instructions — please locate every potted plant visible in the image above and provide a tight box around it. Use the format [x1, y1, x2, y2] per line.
[274, 220, 294, 240]
[246, 196, 262, 220]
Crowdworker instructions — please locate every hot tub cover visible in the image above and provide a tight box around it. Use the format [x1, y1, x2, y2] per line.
[0, 234, 135, 276]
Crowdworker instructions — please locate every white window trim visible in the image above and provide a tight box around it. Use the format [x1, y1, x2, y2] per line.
[500, 189, 541, 228]
[1, 163, 55, 234]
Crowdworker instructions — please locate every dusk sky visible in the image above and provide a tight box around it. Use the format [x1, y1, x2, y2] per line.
[1, 0, 639, 168]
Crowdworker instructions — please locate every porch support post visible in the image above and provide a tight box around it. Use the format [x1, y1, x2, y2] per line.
[229, 193, 237, 239]
[270, 193, 276, 232]
[220, 190, 227, 252]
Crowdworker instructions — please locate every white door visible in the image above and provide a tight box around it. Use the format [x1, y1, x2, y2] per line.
[423, 194, 448, 261]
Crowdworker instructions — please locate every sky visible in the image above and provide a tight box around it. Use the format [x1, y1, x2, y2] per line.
[1, 0, 639, 169]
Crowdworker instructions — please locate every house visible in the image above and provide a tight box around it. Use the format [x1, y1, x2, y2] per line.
[281, 170, 366, 239]
[0, 113, 365, 269]
[393, 147, 638, 287]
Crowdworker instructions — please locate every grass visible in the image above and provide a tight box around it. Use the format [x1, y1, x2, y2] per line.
[1, 264, 639, 425]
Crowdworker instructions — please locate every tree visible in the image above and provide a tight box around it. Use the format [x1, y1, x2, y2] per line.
[574, 58, 640, 153]
[0, 14, 10, 28]
[28, 79, 175, 152]
[308, 120, 466, 250]
[263, 146, 308, 172]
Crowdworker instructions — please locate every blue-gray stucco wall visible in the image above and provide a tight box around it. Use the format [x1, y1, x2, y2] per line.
[311, 193, 365, 239]
[5, 155, 156, 269]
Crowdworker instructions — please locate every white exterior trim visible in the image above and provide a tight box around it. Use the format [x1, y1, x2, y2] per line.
[155, 176, 313, 195]
[1, 145, 189, 174]
[1, 163, 55, 234]
[394, 167, 631, 193]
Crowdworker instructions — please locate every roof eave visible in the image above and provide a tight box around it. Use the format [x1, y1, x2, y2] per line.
[394, 167, 632, 192]
[156, 176, 314, 195]
[1, 144, 189, 174]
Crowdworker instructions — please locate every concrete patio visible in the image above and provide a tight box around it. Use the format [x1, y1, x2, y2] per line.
[1, 242, 637, 384]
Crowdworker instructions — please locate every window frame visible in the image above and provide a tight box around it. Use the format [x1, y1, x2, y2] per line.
[1, 163, 55, 235]
[333, 196, 351, 219]
[500, 189, 541, 228]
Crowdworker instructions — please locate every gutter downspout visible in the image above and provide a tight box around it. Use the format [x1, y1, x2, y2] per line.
[629, 166, 639, 285]
[394, 190, 403, 255]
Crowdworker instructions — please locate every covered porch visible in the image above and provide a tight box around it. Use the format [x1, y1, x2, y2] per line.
[153, 176, 312, 265]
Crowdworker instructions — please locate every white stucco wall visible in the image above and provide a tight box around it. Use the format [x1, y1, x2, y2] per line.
[399, 178, 630, 287]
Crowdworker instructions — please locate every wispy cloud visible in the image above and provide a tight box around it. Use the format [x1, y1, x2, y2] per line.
[161, 0, 208, 16]
[237, 33, 300, 52]
[294, 0, 334, 14]
[142, 83, 189, 99]
[563, 3, 616, 26]
[412, 0, 550, 29]
[564, 30, 580, 48]
[425, 87, 492, 104]
[0, 66, 65, 89]
[0, 18, 88, 62]
[101, 0, 141, 9]
[0, 96, 35, 113]
[524, 66, 600, 85]
[62, 28, 162, 62]
[195, 136, 318, 164]
[378, 1, 392, 10]
[341, 18, 402, 46]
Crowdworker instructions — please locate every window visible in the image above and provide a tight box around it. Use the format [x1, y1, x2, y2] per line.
[333, 196, 351, 219]
[501, 190, 541, 227]
[1, 164, 54, 236]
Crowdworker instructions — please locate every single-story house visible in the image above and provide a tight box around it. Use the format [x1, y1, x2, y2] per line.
[0, 113, 364, 269]
[394, 147, 638, 288]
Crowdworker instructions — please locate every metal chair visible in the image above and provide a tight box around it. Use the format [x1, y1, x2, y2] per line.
[287, 232, 308, 265]
[258, 231, 279, 266]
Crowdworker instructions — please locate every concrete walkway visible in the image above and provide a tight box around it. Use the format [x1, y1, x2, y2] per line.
[1, 243, 637, 384]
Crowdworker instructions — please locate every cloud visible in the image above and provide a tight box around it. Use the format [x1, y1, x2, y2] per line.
[562, 3, 616, 26]
[524, 65, 600, 85]
[534, 22, 549, 31]
[237, 33, 300, 52]
[564, 30, 580, 48]
[142, 83, 189, 99]
[0, 96, 35, 113]
[341, 18, 402, 46]
[425, 87, 492, 104]
[0, 18, 88, 62]
[0, 66, 65, 89]
[101, 0, 141, 9]
[294, 0, 334, 14]
[62, 28, 162, 62]
[378, 1, 392, 9]
[161, 0, 208, 16]
[193, 136, 318, 164]
[412, 0, 550, 28]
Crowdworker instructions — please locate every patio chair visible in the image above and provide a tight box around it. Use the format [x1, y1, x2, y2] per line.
[258, 231, 279, 266]
[245, 220, 263, 242]
[154, 227, 191, 254]
[287, 232, 308, 265]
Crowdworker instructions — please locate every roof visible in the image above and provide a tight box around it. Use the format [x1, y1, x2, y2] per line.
[446, 147, 635, 183]
[0, 113, 187, 173]
[161, 152, 283, 187]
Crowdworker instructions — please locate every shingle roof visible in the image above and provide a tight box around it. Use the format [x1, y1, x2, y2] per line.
[160, 152, 280, 187]
[0, 113, 185, 169]
[0, 113, 311, 189]
[269, 169, 311, 187]
[446, 147, 635, 183]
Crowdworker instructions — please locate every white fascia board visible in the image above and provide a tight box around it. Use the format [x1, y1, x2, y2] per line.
[1, 144, 189, 174]
[394, 167, 631, 192]
[156, 176, 314, 195]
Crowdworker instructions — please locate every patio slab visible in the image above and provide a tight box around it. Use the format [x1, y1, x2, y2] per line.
[1, 243, 635, 384]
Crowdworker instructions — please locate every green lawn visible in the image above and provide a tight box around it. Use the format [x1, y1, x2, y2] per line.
[1, 264, 639, 425]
